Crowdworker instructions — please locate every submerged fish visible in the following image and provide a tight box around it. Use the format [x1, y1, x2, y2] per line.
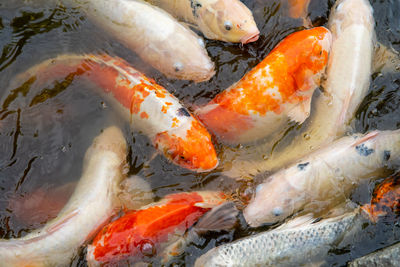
[361, 172, 400, 223]
[196, 174, 400, 266]
[244, 129, 400, 227]
[196, 27, 331, 144]
[219, 0, 375, 178]
[0, 126, 127, 266]
[349, 241, 400, 267]
[146, 0, 259, 44]
[11, 54, 218, 172]
[69, 0, 215, 81]
[86, 191, 229, 266]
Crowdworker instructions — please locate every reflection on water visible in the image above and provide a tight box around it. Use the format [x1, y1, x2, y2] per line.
[0, 0, 399, 265]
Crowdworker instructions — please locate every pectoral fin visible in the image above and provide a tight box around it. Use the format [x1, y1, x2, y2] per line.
[194, 202, 239, 233]
[287, 96, 312, 124]
[373, 42, 400, 74]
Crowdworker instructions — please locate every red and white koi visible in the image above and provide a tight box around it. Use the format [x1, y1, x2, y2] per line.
[86, 191, 229, 266]
[196, 27, 331, 144]
[244, 129, 400, 227]
[13, 54, 218, 172]
[147, 0, 260, 44]
[0, 126, 127, 266]
[71, 0, 215, 81]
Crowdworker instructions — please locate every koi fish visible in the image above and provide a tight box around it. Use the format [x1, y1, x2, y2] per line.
[11, 54, 218, 172]
[244, 129, 400, 227]
[287, 0, 312, 27]
[219, 0, 375, 179]
[196, 175, 400, 266]
[0, 126, 127, 266]
[70, 0, 215, 81]
[86, 191, 231, 266]
[196, 27, 331, 144]
[349, 241, 400, 267]
[146, 0, 260, 44]
[361, 173, 400, 223]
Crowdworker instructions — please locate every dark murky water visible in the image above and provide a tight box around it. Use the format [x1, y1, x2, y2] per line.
[0, 0, 399, 266]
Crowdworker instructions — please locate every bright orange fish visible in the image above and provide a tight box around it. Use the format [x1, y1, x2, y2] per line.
[86, 191, 229, 265]
[196, 27, 332, 144]
[362, 173, 400, 223]
[11, 54, 218, 172]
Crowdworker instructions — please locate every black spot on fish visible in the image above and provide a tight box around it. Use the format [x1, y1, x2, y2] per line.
[190, 0, 202, 18]
[383, 150, 391, 161]
[177, 107, 191, 117]
[355, 144, 374, 156]
[297, 162, 309, 171]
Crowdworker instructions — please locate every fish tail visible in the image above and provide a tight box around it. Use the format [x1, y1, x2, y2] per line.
[194, 202, 239, 233]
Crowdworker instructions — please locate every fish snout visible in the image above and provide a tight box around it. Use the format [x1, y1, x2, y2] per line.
[240, 31, 260, 44]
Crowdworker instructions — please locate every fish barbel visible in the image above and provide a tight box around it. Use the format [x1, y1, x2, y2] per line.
[146, 0, 260, 44]
[196, 27, 331, 144]
[10, 54, 218, 172]
[0, 126, 127, 266]
[86, 191, 228, 266]
[220, 0, 374, 179]
[70, 0, 215, 81]
[196, 173, 400, 266]
[244, 129, 400, 226]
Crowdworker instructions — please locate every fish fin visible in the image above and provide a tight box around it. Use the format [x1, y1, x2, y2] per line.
[373, 42, 400, 74]
[46, 210, 80, 234]
[287, 97, 312, 124]
[194, 202, 239, 233]
[276, 214, 316, 230]
[351, 131, 379, 147]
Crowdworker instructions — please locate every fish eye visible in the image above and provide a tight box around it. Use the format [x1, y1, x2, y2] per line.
[224, 21, 232, 31]
[174, 62, 183, 72]
[272, 207, 283, 217]
[139, 239, 155, 256]
[198, 38, 205, 48]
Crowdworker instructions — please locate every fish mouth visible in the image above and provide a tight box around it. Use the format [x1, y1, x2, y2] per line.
[240, 32, 260, 44]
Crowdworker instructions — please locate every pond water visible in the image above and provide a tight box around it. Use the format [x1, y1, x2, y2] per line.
[0, 0, 400, 266]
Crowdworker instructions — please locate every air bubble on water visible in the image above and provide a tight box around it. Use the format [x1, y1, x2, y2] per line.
[61, 146, 67, 153]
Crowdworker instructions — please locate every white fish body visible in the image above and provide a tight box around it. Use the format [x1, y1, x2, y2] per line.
[146, 0, 260, 44]
[195, 210, 363, 267]
[0, 126, 127, 266]
[244, 129, 400, 227]
[220, 0, 375, 179]
[72, 0, 214, 81]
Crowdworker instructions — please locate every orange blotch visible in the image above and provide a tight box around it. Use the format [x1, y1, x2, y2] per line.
[361, 174, 400, 222]
[140, 112, 149, 119]
[210, 27, 330, 117]
[91, 192, 212, 262]
[154, 120, 218, 171]
[171, 117, 180, 128]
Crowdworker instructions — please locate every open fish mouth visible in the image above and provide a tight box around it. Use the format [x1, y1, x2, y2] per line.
[240, 32, 260, 44]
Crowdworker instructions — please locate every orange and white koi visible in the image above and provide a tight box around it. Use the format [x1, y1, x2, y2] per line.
[12, 54, 218, 172]
[86, 191, 230, 266]
[146, 0, 260, 44]
[361, 173, 400, 223]
[244, 129, 400, 227]
[196, 27, 332, 144]
[71, 0, 215, 81]
[0, 126, 127, 266]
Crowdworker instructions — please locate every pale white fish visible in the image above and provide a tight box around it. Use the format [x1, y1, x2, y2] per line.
[146, 0, 260, 44]
[195, 210, 364, 267]
[244, 129, 400, 227]
[220, 0, 375, 179]
[0, 126, 127, 266]
[349, 241, 400, 267]
[70, 0, 214, 81]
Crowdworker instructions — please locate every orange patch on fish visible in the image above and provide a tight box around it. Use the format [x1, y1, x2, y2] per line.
[88, 192, 226, 264]
[154, 120, 218, 171]
[361, 174, 400, 223]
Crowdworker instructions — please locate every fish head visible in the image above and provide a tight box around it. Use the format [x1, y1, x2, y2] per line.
[243, 173, 306, 227]
[328, 0, 374, 36]
[196, 0, 259, 44]
[154, 120, 218, 172]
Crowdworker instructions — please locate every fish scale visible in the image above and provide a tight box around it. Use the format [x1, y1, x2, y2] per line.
[195, 212, 358, 266]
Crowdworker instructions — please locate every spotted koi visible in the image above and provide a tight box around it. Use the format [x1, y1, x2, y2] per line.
[12, 54, 218, 172]
[196, 27, 332, 144]
[86, 191, 227, 266]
